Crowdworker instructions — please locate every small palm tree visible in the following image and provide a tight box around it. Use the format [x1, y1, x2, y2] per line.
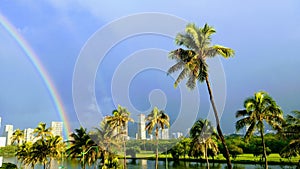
[47, 135, 65, 169]
[11, 129, 24, 146]
[31, 139, 50, 169]
[190, 119, 218, 169]
[92, 120, 120, 168]
[236, 91, 284, 169]
[66, 127, 98, 169]
[280, 110, 300, 158]
[105, 105, 133, 168]
[145, 107, 170, 169]
[16, 142, 35, 168]
[167, 23, 234, 169]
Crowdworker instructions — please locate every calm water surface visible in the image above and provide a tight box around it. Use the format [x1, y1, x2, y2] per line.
[2, 157, 296, 169]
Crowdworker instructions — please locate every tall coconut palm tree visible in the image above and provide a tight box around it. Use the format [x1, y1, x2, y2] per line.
[105, 105, 133, 168]
[167, 23, 234, 169]
[236, 91, 284, 169]
[66, 127, 99, 169]
[145, 107, 170, 169]
[33, 122, 52, 140]
[11, 129, 24, 146]
[190, 119, 218, 169]
[280, 110, 300, 158]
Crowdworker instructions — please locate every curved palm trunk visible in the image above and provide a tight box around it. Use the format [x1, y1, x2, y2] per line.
[260, 126, 268, 169]
[123, 138, 127, 169]
[205, 143, 210, 169]
[155, 127, 159, 169]
[205, 76, 232, 169]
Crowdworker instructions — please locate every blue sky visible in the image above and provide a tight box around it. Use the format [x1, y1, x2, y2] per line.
[1, 1, 300, 136]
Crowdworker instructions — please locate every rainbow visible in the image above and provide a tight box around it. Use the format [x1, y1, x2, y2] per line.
[0, 13, 71, 140]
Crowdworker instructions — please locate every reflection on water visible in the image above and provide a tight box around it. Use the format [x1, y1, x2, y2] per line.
[2, 157, 297, 169]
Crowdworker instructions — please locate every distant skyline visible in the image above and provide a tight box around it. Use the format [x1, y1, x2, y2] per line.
[1, 1, 300, 135]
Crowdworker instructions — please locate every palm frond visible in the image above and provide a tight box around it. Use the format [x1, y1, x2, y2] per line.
[236, 117, 252, 131]
[174, 67, 189, 88]
[185, 23, 201, 49]
[167, 61, 185, 75]
[186, 72, 197, 90]
[213, 45, 235, 58]
[175, 33, 199, 51]
[200, 23, 215, 48]
[202, 23, 216, 37]
[236, 110, 249, 118]
[244, 122, 256, 142]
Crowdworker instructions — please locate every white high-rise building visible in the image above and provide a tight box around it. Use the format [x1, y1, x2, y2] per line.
[24, 128, 35, 142]
[51, 121, 63, 138]
[137, 114, 146, 140]
[172, 132, 183, 139]
[5, 125, 13, 146]
[161, 129, 169, 140]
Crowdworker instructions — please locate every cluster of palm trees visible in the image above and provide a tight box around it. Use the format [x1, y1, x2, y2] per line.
[167, 22, 299, 169]
[171, 91, 299, 169]
[65, 105, 170, 169]
[9, 23, 299, 169]
[13, 122, 64, 169]
[65, 105, 133, 169]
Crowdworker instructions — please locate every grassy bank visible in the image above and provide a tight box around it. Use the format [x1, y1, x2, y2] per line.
[128, 152, 300, 165]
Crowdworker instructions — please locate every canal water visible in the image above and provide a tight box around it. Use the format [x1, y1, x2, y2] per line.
[1, 157, 296, 169]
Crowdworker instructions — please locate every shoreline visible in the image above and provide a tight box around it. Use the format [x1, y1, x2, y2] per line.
[124, 157, 299, 166]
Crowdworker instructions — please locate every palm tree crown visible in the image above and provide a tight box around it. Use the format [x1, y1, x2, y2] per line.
[236, 91, 283, 141]
[105, 105, 133, 138]
[280, 110, 300, 158]
[11, 129, 24, 146]
[168, 23, 234, 89]
[33, 122, 52, 140]
[145, 107, 170, 134]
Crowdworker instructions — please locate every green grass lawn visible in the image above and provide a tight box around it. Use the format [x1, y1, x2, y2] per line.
[233, 154, 300, 164]
[132, 152, 300, 165]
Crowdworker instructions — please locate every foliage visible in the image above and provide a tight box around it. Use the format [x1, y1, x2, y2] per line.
[168, 141, 185, 161]
[227, 144, 243, 159]
[126, 147, 141, 158]
[99, 152, 120, 169]
[0, 163, 17, 169]
[280, 110, 300, 158]
[0, 146, 17, 157]
[33, 122, 53, 140]
[13, 122, 65, 169]
[66, 127, 99, 169]
[11, 129, 24, 146]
